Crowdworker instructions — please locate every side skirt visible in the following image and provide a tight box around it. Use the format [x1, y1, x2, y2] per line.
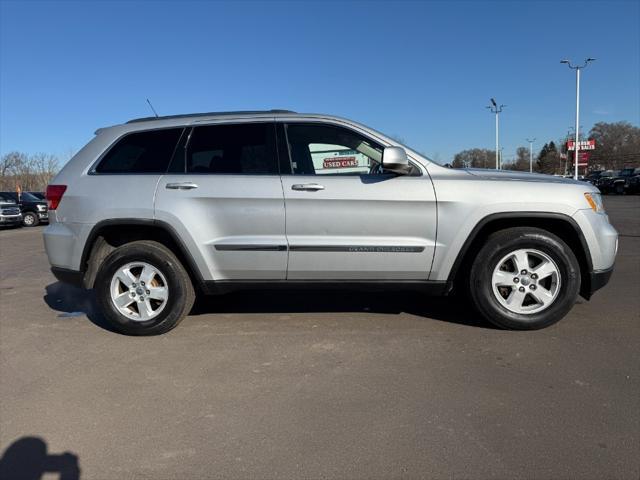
[200, 280, 453, 296]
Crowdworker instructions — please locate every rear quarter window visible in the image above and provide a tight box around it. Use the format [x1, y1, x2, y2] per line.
[95, 128, 183, 174]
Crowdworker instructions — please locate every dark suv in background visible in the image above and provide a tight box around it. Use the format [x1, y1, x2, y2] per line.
[0, 192, 48, 226]
[596, 168, 640, 195]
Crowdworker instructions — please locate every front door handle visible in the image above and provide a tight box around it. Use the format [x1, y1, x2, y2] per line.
[291, 183, 325, 191]
[166, 182, 198, 190]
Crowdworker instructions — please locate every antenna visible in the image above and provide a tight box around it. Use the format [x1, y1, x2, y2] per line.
[146, 98, 159, 118]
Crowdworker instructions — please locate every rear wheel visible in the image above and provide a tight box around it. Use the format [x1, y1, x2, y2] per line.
[95, 240, 195, 335]
[469, 227, 581, 330]
[22, 212, 39, 227]
[615, 183, 625, 195]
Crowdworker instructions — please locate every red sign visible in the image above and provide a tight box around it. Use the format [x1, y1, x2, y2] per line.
[323, 156, 358, 169]
[567, 139, 596, 151]
[576, 152, 589, 166]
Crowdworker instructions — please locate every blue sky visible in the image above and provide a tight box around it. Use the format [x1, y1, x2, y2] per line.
[1, 0, 639, 164]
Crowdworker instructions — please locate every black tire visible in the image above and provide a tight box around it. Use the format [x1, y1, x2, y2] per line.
[469, 227, 581, 330]
[614, 183, 625, 195]
[22, 211, 39, 227]
[95, 240, 195, 335]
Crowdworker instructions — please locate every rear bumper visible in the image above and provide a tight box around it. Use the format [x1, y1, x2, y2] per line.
[51, 267, 84, 287]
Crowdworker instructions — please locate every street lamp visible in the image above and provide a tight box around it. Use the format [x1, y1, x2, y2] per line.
[561, 58, 595, 179]
[486, 98, 506, 169]
[526, 137, 536, 173]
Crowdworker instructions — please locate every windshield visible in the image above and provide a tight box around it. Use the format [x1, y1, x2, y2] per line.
[0, 194, 17, 204]
[18, 192, 41, 202]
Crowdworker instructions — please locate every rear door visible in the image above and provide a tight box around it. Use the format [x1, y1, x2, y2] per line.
[154, 121, 287, 280]
[278, 121, 437, 280]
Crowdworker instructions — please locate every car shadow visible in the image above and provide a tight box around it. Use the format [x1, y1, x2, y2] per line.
[44, 281, 496, 332]
[193, 288, 495, 329]
[0, 436, 80, 480]
[43, 281, 117, 333]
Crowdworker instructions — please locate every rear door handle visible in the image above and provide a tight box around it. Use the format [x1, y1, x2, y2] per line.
[291, 183, 325, 191]
[166, 182, 198, 190]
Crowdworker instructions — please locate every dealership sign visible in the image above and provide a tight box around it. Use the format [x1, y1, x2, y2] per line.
[323, 157, 358, 169]
[567, 139, 596, 151]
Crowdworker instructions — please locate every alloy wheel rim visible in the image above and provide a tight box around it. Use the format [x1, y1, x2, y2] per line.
[491, 249, 561, 315]
[24, 214, 34, 225]
[110, 261, 169, 321]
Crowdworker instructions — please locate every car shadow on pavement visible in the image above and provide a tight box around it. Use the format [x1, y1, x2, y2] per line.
[43, 281, 117, 333]
[44, 281, 495, 332]
[0, 436, 80, 480]
[192, 289, 496, 329]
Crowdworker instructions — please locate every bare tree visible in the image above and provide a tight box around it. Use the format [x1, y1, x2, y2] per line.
[0, 151, 60, 191]
[588, 121, 640, 170]
[452, 148, 495, 169]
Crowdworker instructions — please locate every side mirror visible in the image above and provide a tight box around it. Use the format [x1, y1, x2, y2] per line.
[382, 146, 410, 174]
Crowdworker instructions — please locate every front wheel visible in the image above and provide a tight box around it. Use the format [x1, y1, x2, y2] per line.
[95, 240, 195, 335]
[469, 227, 581, 330]
[22, 212, 39, 227]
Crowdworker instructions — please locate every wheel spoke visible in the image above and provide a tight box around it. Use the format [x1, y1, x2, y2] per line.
[531, 287, 555, 306]
[506, 288, 527, 308]
[116, 268, 136, 288]
[512, 250, 529, 272]
[139, 265, 156, 286]
[113, 292, 134, 309]
[147, 286, 168, 301]
[493, 270, 514, 287]
[532, 260, 557, 280]
[137, 298, 154, 320]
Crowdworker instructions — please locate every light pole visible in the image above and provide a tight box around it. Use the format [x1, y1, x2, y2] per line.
[561, 58, 595, 179]
[526, 137, 536, 173]
[486, 98, 506, 169]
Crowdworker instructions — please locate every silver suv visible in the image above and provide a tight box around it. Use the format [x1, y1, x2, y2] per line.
[43, 110, 618, 335]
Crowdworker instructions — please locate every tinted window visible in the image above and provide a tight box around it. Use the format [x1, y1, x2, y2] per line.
[96, 128, 183, 173]
[284, 124, 383, 175]
[186, 123, 278, 174]
[18, 192, 41, 202]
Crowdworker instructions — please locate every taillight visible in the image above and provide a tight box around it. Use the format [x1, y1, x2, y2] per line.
[46, 185, 67, 210]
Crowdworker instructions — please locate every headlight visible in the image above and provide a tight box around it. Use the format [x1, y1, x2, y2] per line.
[584, 192, 605, 213]
[37, 204, 47, 211]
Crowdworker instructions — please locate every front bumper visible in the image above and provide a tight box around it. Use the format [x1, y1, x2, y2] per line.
[587, 267, 614, 298]
[0, 215, 22, 225]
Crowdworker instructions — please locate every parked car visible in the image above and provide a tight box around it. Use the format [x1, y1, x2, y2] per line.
[43, 110, 618, 335]
[625, 168, 640, 194]
[597, 168, 637, 194]
[0, 197, 22, 228]
[0, 191, 49, 226]
[585, 170, 604, 186]
[28, 191, 46, 200]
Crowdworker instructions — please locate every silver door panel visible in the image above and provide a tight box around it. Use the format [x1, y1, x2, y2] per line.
[155, 175, 287, 280]
[281, 175, 437, 280]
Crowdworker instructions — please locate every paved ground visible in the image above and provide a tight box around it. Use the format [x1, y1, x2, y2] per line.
[1, 196, 638, 480]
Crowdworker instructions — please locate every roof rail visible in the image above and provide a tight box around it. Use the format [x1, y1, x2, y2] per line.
[126, 109, 296, 124]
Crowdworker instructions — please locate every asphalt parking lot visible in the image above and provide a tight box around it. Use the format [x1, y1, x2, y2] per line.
[0, 196, 638, 480]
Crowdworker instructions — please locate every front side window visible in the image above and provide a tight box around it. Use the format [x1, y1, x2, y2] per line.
[95, 128, 183, 174]
[284, 124, 383, 175]
[186, 123, 278, 174]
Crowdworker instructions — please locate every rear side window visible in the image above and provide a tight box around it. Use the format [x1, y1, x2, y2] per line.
[186, 123, 278, 174]
[95, 128, 183, 173]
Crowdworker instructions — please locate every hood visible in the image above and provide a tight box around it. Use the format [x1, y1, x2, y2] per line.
[464, 168, 583, 185]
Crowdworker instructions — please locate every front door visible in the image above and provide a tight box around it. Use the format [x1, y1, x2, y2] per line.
[155, 121, 287, 280]
[278, 122, 437, 280]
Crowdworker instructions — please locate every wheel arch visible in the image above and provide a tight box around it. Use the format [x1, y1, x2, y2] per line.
[80, 219, 207, 292]
[447, 212, 594, 299]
